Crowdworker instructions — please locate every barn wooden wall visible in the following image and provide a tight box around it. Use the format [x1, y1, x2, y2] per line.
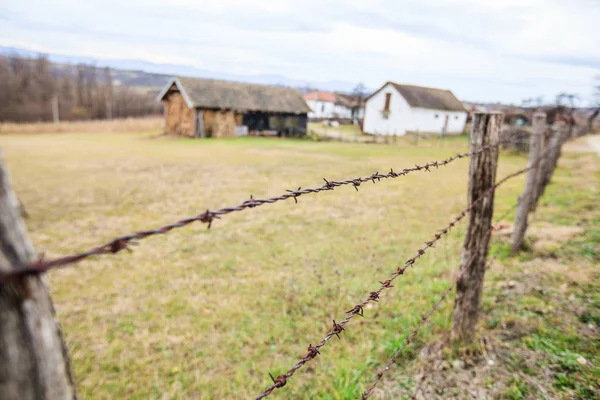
[202, 110, 242, 138]
[164, 92, 194, 136]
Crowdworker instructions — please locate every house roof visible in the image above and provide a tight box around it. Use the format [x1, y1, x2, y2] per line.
[333, 92, 360, 108]
[303, 91, 337, 103]
[368, 82, 466, 112]
[157, 76, 311, 114]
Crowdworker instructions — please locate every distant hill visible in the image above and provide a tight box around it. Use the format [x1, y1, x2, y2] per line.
[0, 46, 360, 93]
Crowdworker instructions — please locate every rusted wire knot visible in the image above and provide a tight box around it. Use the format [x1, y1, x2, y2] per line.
[108, 239, 131, 254]
[396, 266, 405, 275]
[417, 249, 425, 256]
[268, 372, 287, 388]
[331, 320, 345, 339]
[198, 209, 219, 229]
[369, 291, 380, 302]
[346, 305, 364, 317]
[25, 255, 47, 273]
[323, 178, 335, 190]
[389, 168, 398, 177]
[352, 179, 361, 191]
[425, 240, 435, 247]
[423, 165, 431, 172]
[434, 233, 442, 240]
[432, 161, 439, 168]
[286, 187, 301, 204]
[379, 280, 393, 288]
[307, 344, 320, 359]
[244, 195, 259, 208]
[370, 173, 377, 184]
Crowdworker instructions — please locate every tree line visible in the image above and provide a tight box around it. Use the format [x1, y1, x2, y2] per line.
[0, 54, 161, 123]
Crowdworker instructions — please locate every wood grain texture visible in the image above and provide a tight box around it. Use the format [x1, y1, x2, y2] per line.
[511, 112, 545, 253]
[0, 151, 77, 400]
[451, 112, 501, 342]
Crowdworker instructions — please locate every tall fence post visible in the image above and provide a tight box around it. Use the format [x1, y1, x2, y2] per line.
[532, 122, 569, 207]
[510, 112, 546, 253]
[529, 122, 551, 212]
[451, 112, 502, 342]
[0, 152, 77, 400]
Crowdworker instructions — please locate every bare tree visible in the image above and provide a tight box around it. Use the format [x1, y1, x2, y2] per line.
[588, 76, 600, 132]
[352, 82, 366, 121]
[556, 92, 579, 136]
[0, 54, 160, 123]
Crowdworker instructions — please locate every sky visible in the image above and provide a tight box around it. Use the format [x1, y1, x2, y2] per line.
[1, 0, 599, 104]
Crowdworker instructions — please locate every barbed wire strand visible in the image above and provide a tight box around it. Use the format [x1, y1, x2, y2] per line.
[360, 204, 518, 399]
[410, 361, 435, 400]
[255, 157, 538, 399]
[0, 136, 519, 282]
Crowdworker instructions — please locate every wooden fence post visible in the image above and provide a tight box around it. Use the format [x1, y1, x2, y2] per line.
[529, 122, 551, 212]
[510, 113, 545, 253]
[451, 112, 502, 342]
[0, 152, 77, 400]
[532, 122, 569, 206]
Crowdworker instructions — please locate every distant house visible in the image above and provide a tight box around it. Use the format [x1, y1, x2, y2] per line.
[303, 90, 364, 121]
[363, 82, 467, 135]
[157, 76, 311, 138]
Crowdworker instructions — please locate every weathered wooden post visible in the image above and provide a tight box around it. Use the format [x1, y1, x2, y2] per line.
[510, 113, 545, 253]
[535, 122, 569, 203]
[0, 152, 77, 400]
[451, 112, 502, 342]
[52, 95, 60, 125]
[529, 123, 551, 212]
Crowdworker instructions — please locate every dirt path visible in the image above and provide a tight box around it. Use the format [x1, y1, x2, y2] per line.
[587, 134, 600, 155]
[564, 134, 600, 155]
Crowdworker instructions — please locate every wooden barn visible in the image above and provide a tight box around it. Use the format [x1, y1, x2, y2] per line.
[157, 76, 310, 138]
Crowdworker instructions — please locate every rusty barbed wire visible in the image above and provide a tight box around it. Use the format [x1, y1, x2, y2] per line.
[255, 157, 541, 399]
[360, 205, 517, 399]
[411, 361, 435, 400]
[0, 136, 518, 282]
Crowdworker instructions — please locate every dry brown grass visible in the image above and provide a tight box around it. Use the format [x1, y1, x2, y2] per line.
[0, 116, 163, 135]
[0, 132, 596, 399]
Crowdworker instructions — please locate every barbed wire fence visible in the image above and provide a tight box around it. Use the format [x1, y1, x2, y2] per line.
[0, 112, 569, 399]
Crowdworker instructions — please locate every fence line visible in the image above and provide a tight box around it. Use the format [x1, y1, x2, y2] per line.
[255, 159, 539, 399]
[0, 119, 570, 400]
[360, 204, 517, 399]
[0, 137, 517, 282]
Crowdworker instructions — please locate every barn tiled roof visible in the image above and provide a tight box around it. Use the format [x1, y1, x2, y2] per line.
[160, 76, 311, 114]
[304, 91, 337, 103]
[370, 82, 466, 112]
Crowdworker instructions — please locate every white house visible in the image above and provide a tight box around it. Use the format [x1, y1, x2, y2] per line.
[303, 91, 364, 120]
[363, 82, 467, 135]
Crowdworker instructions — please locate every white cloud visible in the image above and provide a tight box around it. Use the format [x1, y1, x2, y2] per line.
[1, 0, 598, 104]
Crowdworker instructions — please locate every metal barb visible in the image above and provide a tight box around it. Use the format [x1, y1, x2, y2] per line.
[331, 320, 345, 339]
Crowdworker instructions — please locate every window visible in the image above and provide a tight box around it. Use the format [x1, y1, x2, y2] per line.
[383, 93, 392, 112]
[435, 114, 439, 118]
[455, 116, 459, 120]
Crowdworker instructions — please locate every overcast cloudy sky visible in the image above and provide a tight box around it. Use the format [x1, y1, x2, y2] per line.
[1, 0, 599, 104]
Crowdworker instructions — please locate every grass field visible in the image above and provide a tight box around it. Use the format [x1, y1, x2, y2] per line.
[0, 131, 597, 399]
